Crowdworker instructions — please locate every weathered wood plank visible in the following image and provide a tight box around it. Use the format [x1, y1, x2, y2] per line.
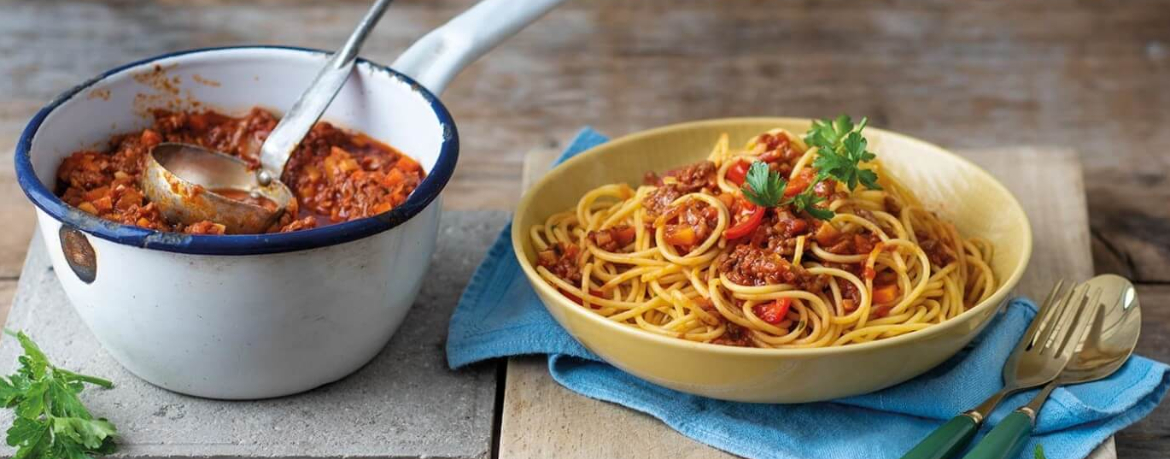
[2, 0, 1169, 280]
[502, 146, 1121, 459]
[1112, 284, 1170, 458]
[0, 280, 17, 329]
[0, 146, 36, 279]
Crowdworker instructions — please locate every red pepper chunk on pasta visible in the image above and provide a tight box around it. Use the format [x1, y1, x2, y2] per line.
[726, 160, 750, 186]
[753, 298, 792, 325]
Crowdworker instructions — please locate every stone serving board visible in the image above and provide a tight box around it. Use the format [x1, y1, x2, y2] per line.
[0, 211, 512, 459]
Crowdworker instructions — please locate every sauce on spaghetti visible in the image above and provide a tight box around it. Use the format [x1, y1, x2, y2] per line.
[531, 123, 997, 348]
[54, 108, 425, 234]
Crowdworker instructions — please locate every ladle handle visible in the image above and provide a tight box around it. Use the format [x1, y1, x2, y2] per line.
[258, 0, 395, 184]
[391, 0, 567, 95]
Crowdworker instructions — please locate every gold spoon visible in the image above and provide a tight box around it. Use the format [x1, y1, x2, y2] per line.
[961, 274, 1141, 459]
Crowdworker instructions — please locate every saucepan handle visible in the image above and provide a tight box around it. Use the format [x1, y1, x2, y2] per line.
[392, 0, 567, 95]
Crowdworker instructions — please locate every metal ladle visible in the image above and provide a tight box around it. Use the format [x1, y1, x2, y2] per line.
[961, 274, 1142, 459]
[141, 0, 394, 234]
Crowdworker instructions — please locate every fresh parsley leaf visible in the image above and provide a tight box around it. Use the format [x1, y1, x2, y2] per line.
[1, 331, 117, 459]
[806, 115, 882, 191]
[13, 333, 48, 381]
[8, 417, 52, 459]
[7, 416, 47, 448]
[805, 115, 849, 152]
[0, 378, 23, 407]
[788, 190, 834, 220]
[741, 161, 787, 208]
[1034, 444, 1047, 459]
[14, 380, 46, 420]
[737, 160, 835, 220]
[48, 379, 92, 419]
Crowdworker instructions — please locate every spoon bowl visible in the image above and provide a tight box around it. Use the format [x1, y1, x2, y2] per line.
[141, 0, 394, 233]
[141, 142, 294, 234]
[1059, 273, 1141, 384]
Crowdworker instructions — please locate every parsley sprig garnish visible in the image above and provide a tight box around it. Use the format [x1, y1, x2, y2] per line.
[0, 331, 117, 459]
[738, 115, 881, 221]
[740, 162, 834, 220]
[741, 161, 785, 208]
[806, 115, 881, 191]
[789, 191, 833, 220]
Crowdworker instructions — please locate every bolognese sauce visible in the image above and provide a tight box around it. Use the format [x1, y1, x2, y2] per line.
[530, 120, 999, 348]
[54, 107, 425, 234]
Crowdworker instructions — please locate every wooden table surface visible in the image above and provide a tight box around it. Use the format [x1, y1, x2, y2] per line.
[0, 1, 1167, 457]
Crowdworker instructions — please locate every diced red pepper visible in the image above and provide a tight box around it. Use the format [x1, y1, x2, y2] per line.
[753, 298, 792, 325]
[726, 160, 750, 186]
[724, 202, 764, 240]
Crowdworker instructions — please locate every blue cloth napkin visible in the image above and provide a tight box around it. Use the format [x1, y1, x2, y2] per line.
[447, 128, 1169, 459]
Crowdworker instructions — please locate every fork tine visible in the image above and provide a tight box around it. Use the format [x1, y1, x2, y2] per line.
[1020, 280, 1066, 351]
[1034, 282, 1079, 351]
[1056, 287, 1102, 358]
[1037, 283, 1085, 353]
[1048, 283, 1090, 355]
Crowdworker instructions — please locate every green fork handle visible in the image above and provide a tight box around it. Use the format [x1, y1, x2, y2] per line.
[899, 388, 1014, 459]
[962, 382, 1055, 459]
[960, 411, 1034, 459]
[898, 415, 980, 459]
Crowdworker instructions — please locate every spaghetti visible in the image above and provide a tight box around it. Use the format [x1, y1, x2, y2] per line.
[530, 121, 997, 348]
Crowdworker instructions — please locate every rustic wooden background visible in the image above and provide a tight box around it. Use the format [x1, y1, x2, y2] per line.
[0, 0, 1167, 457]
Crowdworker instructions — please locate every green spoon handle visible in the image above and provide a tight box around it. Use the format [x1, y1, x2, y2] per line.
[960, 411, 1034, 459]
[898, 415, 980, 459]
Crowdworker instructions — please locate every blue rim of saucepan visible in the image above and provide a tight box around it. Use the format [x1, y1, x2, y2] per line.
[15, 45, 459, 255]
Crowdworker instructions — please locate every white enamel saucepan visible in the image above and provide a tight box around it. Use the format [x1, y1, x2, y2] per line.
[15, 0, 566, 399]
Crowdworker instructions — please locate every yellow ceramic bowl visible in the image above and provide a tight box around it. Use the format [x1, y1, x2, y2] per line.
[511, 118, 1032, 403]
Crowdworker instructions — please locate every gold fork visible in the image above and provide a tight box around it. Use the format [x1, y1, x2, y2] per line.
[899, 280, 1100, 459]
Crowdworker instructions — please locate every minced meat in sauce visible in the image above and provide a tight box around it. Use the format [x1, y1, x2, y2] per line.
[55, 108, 425, 234]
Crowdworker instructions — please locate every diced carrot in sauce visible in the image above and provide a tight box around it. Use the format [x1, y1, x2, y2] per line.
[784, 168, 816, 197]
[716, 192, 735, 210]
[873, 284, 900, 304]
[665, 226, 698, 246]
[385, 168, 405, 186]
[116, 189, 143, 211]
[815, 222, 841, 246]
[396, 156, 421, 173]
[140, 129, 162, 146]
[83, 186, 110, 202]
